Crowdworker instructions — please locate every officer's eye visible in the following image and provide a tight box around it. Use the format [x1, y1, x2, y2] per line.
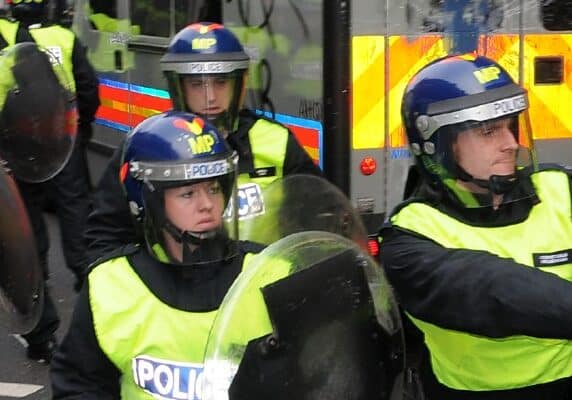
[208, 181, 222, 195]
[213, 78, 229, 87]
[479, 118, 515, 138]
[188, 80, 205, 89]
[476, 122, 496, 137]
[482, 126, 495, 136]
[180, 189, 196, 198]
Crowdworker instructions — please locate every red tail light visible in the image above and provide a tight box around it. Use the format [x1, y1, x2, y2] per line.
[367, 238, 379, 257]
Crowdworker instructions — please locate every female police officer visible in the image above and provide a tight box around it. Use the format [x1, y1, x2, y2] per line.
[50, 111, 263, 399]
[85, 22, 321, 265]
[379, 54, 572, 399]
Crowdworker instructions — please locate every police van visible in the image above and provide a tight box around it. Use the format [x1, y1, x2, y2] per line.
[71, 0, 572, 241]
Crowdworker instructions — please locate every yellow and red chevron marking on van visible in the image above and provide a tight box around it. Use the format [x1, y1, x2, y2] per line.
[95, 79, 321, 165]
[353, 32, 572, 154]
[479, 33, 572, 141]
[96, 79, 172, 131]
[352, 35, 385, 149]
[386, 35, 449, 148]
[289, 124, 320, 165]
[352, 35, 448, 151]
[257, 111, 322, 167]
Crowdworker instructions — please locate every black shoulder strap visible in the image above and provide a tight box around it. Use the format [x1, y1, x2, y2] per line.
[239, 240, 266, 254]
[0, 33, 7, 50]
[537, 162, 570, 173]
[15, 24, 35, 44]
[87, 243, 140, 272]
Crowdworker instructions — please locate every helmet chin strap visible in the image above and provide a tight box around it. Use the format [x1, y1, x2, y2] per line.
[164, 220, 217, 245]
[163, 220, 227, 264]
[474, 174, 519, 195]
[456, 165, 518, 195]
[200, 110, 232, 138]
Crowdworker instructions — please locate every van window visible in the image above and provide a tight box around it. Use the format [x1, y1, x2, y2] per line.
[542, 0, 572, 31]
[130, 1, 204, 38]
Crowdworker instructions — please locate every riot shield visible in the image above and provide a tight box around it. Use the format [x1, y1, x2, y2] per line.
[203, 231, 404, 400]
[238, 174, 368, 246]
[0, 167, 43, 334]
[0, 42, 77, 183]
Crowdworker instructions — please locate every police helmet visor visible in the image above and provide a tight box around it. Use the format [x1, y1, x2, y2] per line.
[202, 231, 403, 400]
[160, 23, 250, 136]
[413, 85, 536, 208]
[133, 153, 240, 266]
[121, 111, 240, 266]
[238, 174, 368, 249]
[0, 43, 77, 183]
[178, 71, 246, 137]
[0, 168, 43, 334]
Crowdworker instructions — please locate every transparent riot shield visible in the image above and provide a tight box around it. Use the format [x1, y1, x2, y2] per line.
[0, 42, 77, 183]
[203, 231, 404, 400]
[238, 174, 368, 247]
[0, 167, 43, 334]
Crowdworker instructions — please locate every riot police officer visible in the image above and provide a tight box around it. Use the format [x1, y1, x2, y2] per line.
[0, 41, 77, 340]
[50, 111, 264, 399]
[379, 53, 572, 398]
[7, 0, 99, 362]
[85, 22, 321, 264]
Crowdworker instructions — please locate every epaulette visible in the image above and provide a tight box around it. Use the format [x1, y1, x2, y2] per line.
[239, 240, 266, 254]
[537, 162, 570, 173]
[87, 243, 140, 273]
[245, 109, 287, 130]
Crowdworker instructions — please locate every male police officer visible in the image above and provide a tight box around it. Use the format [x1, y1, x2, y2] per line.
[380, 53, 572, 398]
[85, 22, 321, 265]
[0, 41, 77, 338]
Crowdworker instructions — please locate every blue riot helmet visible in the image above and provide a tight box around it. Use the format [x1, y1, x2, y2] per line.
[120, 111, 239, 265]
[160, 22, 250, 137]
[402, 53, 536, 207]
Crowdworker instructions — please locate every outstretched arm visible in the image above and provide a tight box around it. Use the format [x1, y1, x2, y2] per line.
[380, 227, 572, 339]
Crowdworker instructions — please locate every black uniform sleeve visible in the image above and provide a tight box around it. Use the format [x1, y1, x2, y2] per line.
[85, 145, 138, 265]
[71, 35, 99, 141]
[379, 227, 572, 339]
[50, 283, 121, 399]
[283, 131, 323, 177]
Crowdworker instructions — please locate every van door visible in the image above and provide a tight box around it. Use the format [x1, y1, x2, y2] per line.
[72, 0, 136, 149]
